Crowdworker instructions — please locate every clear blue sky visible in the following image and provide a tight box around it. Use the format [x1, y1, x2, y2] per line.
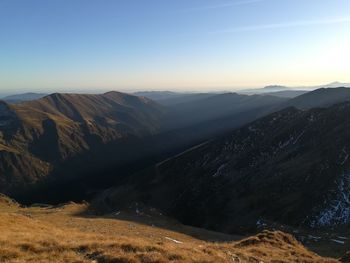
[0, 0, 350, 94]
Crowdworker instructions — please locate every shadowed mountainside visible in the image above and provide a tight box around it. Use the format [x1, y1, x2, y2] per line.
[281, 87, 350, 109]
[94, 102, 350, 234]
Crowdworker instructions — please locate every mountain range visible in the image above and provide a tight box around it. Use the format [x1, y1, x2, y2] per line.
[0, 90, 291, 199]
[3, 87, 350, 199]
[237, 82, 350, 98]
[1, 87, 350, 261]
[0, 92, 163, 195]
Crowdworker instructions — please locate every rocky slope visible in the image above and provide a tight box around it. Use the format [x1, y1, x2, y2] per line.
[95, 102, 350, 234]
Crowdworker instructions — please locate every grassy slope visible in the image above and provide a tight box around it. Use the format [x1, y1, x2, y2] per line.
[0, 196, 339, 263]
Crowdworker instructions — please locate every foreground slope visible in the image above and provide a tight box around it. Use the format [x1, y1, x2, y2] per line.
[0, 196, 338, 263]
[96, 102, 350, 233]
[0, 92, 163, 194]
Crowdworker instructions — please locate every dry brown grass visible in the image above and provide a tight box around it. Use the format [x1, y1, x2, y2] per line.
[0, 200, 339, 263]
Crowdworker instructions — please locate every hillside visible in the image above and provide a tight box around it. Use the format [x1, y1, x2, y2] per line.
[282, 87, 350, 109]
[95, 102, 350, 235]
[0, 92, 164, 195]
[0, 195, 340, 263]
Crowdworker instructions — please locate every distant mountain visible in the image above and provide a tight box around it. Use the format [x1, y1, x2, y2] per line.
[2, 92, 47, 103]
[238, 81, 350, 96]
[264, 90, 308, 98]
[0, 92, 164, 195]
[163, 93, 288, 130]
[238, 85, 311, 98]
[96, 102, 350, 233]
[282, 87, 350, 109]
[238, 85, 291, 95]
[133, 91, 184, 101]
[134, 91, 219, 106]
[315, 81, 350, 89]
[156, 93, 217, 106]
[263, 85, 289, 91]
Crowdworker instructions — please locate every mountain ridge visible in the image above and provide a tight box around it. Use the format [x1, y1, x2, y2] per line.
[2, 92, 47, 103]
[94, 101, 350, 233]
[280, 87, 350, 109]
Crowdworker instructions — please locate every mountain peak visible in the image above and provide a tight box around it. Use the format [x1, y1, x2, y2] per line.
[328, 81, 342, 85]
[322, 81, 350, 88]
[263, 85, 288, 90]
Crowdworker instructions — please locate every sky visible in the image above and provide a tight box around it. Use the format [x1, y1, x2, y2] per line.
[0, 0, 350, 94]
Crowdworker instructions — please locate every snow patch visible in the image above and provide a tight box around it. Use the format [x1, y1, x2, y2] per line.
[248, 126, 257, 132]
[330, 239, 345, 244]
[165, 237, 183, 244]
[256, 219, 267, 228]
[278, 136, 294, 149]
[293, 130, 305, 144]
[308, 235, 321, 240]
[340, 147, 349, 165]
[337, 236, 348, 240]
[310, 172, 350, 227]
[212, 163, 228, 178]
